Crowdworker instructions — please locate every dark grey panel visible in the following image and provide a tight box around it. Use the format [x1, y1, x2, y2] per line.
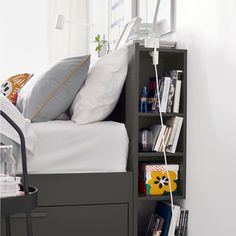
[28, 172, 133, 206]
[2, 204, 128, 236]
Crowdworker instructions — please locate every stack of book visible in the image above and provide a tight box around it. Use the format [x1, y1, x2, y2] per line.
[159, 40, 176, 48]
[146, 70, 182, 113]
[146, 201, 189, 236]
[148, 116, 183, 153]
[0, 175, 22, 198]
[128, 39, 176, 48]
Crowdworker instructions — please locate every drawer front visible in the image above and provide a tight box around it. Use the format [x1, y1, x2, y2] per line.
[28, 172, 133, 206]
[2, 204, 128, 236]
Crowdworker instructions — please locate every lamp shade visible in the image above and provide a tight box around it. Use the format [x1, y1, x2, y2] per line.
[55, 14, 65, 30]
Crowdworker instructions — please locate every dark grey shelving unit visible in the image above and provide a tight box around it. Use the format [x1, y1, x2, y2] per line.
[126, 43, 187, 236]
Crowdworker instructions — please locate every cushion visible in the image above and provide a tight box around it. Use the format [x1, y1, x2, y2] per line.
[0, 95, 37, 157]
[70, 47, 128, 124]
[16, 55, 90, 122]
[0, 73, 33, 104]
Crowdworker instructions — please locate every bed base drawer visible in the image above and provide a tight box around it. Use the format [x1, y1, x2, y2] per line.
[1, 204, 128, 236]
[28, 172, 133, 206]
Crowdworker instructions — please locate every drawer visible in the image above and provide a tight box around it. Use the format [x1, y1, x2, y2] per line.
[2, 204, 128, 236]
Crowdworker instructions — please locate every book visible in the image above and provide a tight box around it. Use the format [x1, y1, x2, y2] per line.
[182, 210, 189, 236]
[167, 78, 176, 113]
[175, 209, 185, 236]
[169, 117, 184, 153]
[161, 127, 172, 152]
[173, 79, 182, 113]
[175, 208, 189, 236]
[157, 216, 165, 233]
[170, 70, 183, 80]
[149, 125, 162, 150]
[180, 210, 186, 236]
[160, 77, 171, 112]
[156, 77, 165, 112]
[0, 176, 22, 197]
[155, 202, 172, 236]
[166, 117, 180, 152]
[154, 125, 167, 152]
[158, 127, 168, 152]
[153, 216, 165, 236]
[159, 127, 171, 152]
[167, 204, 181, 236]
[146, 214, 162, 236]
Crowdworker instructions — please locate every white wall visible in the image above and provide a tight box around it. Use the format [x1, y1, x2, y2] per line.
[0, 0, 49, 79]
[0, 0, 89, 80]
[176, 0, 236, 235]
[48, 0, 89, 63]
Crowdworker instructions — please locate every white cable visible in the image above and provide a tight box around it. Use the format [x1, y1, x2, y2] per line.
[153, 46, 175, 236]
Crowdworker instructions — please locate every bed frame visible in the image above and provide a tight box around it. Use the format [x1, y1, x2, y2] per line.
[2, 44, 138, 236]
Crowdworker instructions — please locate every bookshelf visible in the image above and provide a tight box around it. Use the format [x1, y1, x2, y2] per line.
[126, 44, 187, 236]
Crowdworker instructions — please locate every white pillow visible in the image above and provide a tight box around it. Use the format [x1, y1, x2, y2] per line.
[70, 47, 128, 124]
[0, 95, 37, 156]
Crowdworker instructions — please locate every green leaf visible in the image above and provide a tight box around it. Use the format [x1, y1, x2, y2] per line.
[95, 45, 102, 52]
[94, 34, 100, 42]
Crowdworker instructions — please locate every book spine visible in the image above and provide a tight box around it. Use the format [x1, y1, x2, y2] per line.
[167, 206, 180, 236]
[176, 210, 185, 236]
[182, 210, 189, 236]
[162, 127, 172, 152]
[167, 78, 176, 113]
[180, 210, 186, 236]
[173, 80, 182, 113]
[155, 78, 164, 112]
[170, 117, 184, 153]
[160, 77, 171, 112]
[154, 125, 166, 152]
[159, 127, 169, 152]
[166, 117, 179, 152]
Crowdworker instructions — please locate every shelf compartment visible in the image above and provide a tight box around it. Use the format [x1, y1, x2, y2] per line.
[139, 155, 184, 162]
[138, 193, 185, 201]
[139, 112, 184, 117]
[138, 152, 183, 157]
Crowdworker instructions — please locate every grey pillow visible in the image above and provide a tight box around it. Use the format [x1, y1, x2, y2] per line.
[16, 55, 90, 122]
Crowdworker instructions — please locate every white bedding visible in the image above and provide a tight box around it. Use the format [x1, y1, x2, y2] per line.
[17, 120, 129, 174]
[0, 94, 37, 156]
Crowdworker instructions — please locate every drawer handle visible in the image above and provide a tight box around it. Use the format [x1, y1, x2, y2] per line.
[12, 212, 47, 219]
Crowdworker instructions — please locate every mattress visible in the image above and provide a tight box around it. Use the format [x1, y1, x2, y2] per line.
[17, 121, 129, 174]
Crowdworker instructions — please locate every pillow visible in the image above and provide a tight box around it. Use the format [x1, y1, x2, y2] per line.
[0, 73, 33, 104]
[70, 47, 128, 124]
[16, 55, 90, 122]
[0, 95, 37, 157]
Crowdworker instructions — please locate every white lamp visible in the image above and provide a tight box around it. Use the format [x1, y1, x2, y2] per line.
[55, 14, 92, 30]
[55, 14, 66, 30]
[55, 13, 94, 44]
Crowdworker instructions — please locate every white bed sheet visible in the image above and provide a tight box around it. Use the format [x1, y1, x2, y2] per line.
[17, 121, 129, 174]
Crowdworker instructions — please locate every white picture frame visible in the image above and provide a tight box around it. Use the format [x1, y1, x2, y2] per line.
[113, 16, 141, 50]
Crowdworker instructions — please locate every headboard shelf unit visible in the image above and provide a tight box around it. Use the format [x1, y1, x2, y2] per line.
[125, 43, 187, 235]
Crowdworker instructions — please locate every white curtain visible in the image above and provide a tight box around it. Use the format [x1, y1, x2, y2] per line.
[48, 0, 89, 63]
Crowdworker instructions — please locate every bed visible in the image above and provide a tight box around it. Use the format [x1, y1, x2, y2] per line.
[2, 42, 138, 236]
[1, 45, 138, 236]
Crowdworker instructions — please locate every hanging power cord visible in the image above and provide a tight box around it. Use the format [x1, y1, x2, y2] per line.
[152, 43, 175, 236]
